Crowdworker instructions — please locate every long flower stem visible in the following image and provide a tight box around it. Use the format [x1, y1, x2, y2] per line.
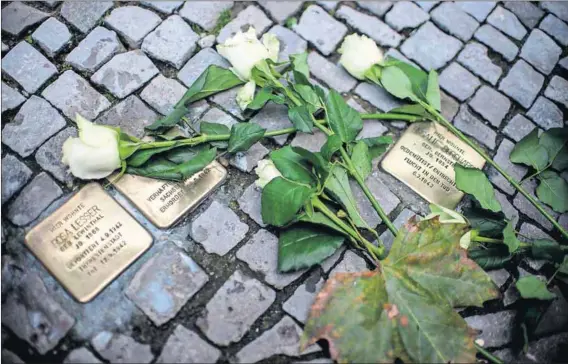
[474, 343, 503, 364]
[360, 113, 422, 122]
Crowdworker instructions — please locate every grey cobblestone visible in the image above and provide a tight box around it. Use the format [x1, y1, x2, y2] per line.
[91, 50, 159, 99]
[401, 22, 463, 70]
[1, 3, 48, 36]
[534, 286, 568, 336]
[385, 2, 429, 31]
[190, 200, 249, 256]
[526, 96, 563, 129]
[329, 251, 368, 275]
[283, 274, 324, 323]
[295, 5, 347, 55]
[291, 131, 327, 152]
[474, 25, 519, 62]
[354, 82, 403, 112]
[268, 25, 308, 62]
[210, 88, 244, 120]
[126, 243, 208, 326]
[65, 26, 125, 73]
[178, 48, 230, 88]
[238, 183, 265, 227]
[520, 29, 562, 75]
[499, 60, 544, 108]
[559, 56, 568, 70]
[217, 5, 273, 44]
[465, 311, 515, 347]
[441, 91, 460, 121]
[35, 127, 77, 183]
[92, 332, 154, 363]
[487, 268, 510, 289]
[526, 333, 568, 363]
[157, 325, 221, 363]
[199, 35, 216, 49]
[358, 120, 388, 140]
[439, 62, 481, 101]
[541, 1, 568, 23]
[2, 96, 66, 158]
[495, 190, 520, 227]
[453, 105, 496, 149]
[488, 139, 528, 195]
[32, 18, 71, 57]
[141, 1, 183, 15]
[336, 5, 401, 48]
[378, 208, 418, 253]
[320, 246, 345, 273]
[140, 75, 186, 116]
[1, 82, 26, 114]
[2, 350, 24, 364]
[503, 114, 536, 142]
[308, 52, 356, 93]
[351, 177, 400, 227]
[2, 42, 58, 94]
[96, 95, 158, 138]
[469, 86, 510, 127]
[142, 15, 199, 69]
[317, 1, 338, 11]
[514, 180, 558, 231]
[456, 2, 497, 22]
[357, 1, 393, 16]
[544, 76, 568, 108]
[60, 1, 113, 33]
[104, 6, 161, 48]
[416, 1, 438, 12]
[540, 14, 568, 46]
[504, 1, 545, 29]
[431, 2, 480, 41]
[179, 2, 234, 32]
[230, 142, 269, 172]
[199, 107, 238, 131]
[457, 42, 502, 85]
[487, 6, 527, 40]
[519, 223, 554, 270]
[197, 270, 275, 345]
[258, 1, 303, 24]
[250, 103, 293, 145]
[42, 70, 111, 120]
[1, 155, 32, 203]
[63, 348, 102, 364]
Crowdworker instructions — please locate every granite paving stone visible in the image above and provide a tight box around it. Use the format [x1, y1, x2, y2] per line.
[336, 5, 402, 48]
[91, 332, 154, 363]
[1, 42, 57, 94]
[488, 139, 528, 195]
[178, 48, 230, 88]
[561, 214, 568, 231]
[60, 1, 113, 33]
[96, 95, 158, 138]
[329, 251, 368, 275]
[235, 316, 320, 363]
[440, 91, 460, 121]
[140, 75, 187, 116]
[499, 60, 544, 108]
[238, 183, 265, 227]
[456, 1, 497, 22]
[559, 56, 568, 70]
[308, 52, 356, 93]
[520, 29, 562, 75]
[258, 1, 303, 24]
[291, 130, 328, 152]
[415, 1, 438, 12]
[534, 286, 568, 336]
[357, 1, 393, 16]
[503, 1, 545, 29]
[283, 274, 325, 323]
[1, 272, 74, 354]
[1, 3, 48, 36]
[295, 5, 348, 55]
[1, 82, 26, 114]
[541, 1, 568, 23]
[1, 155, 32, 203]
[31, 18, 71, 57]
[526, 332, 568, 362]
[268, 25, 308, 62]
[457, 42, 502, 86]
[385, 48, 419, 68]
[401, 22, 463, 70]
[190, 200, 249, 255]
[357, 120, 388, 140]
[540, 14, 568, 46]
[142, 15, 199, 69]
[1, 42, 8, 52]
[91, 50, 159, 99]
[519, 223, 555, 270]
[378, 209, 418, 253]
[385, 1, 429, 31]
[544, 76, 568, 108]
[141, 1, 183, 14]
[465, 311, 515, 347]
[198, 107, 238, 131]
[35, 127, 77, 183]
[469, 86, 511, 127]
[199, 35, 216, 49]
[488, 6, 528, 40]
[351, 178, 400, 227]
[65, 26, 125, 73]
[237, 230, 305, 289]
[2, 351, 24, 364]
[453, 105, 496, 149]
[439, 62, 481, 101]
[317, 1, 338, 11]
[320, 247, 345, 273]
[474, 25, 519, 62]
[179, 1, 234, 32]
[217, 5, 273, 43]
[514, 181, 558, 231]
[250, 103, 294, 145]
[210, 88, 244, 120]
[487, 269, 510, 289]
[104, 6, 162, 48]
[126, 243, 208, 326]
[495, 190, 520, 227]
[42, 70, 111, 120]
[230, 142, 270, 172]
[63, 348, 102, 364]
[431, 2, 480, 41]
[526, 96, 563, 129]
[157, 325, 221, 363]
[2, 96, 66, 158]
[355, 82, 404, 112]
[197, 270, 275, 345]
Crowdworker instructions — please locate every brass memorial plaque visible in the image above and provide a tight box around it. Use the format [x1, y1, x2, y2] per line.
[381, 122, 485, 209]
[25, 183, 153, 303]
[111, 161, 227, 228]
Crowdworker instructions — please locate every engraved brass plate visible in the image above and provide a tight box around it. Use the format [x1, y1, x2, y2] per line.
[381, 122, 485, 209]
[25, 183, 153, 303]
[111, 161, 227, 228]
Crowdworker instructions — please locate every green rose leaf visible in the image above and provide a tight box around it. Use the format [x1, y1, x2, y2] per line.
[321, 134, 343, 160]
[426, 70, 441, 111]
[325, 165, 368, 228]
[539, 128, 568, 166]
[364, 64, 381, 84]
[468, 246, 512, 270]
[380, 65, 416, 101]
[278, 225, 344, 272]
[389, 104, 430, 117]
[246, 87, 283, 110]
[530, 239, 565, 263]
[515, 276, 556, 300]
[227, 123, 266, 153]
[463, 204, 506, 238]
[299, 211, 347, 235]
[288, 104, 314, 133]
[510, 129, 549, 171]
[303, 218, 500, 363]
[290, 53, 310, 84]
[351, 141, 372, 179]
[176, 65, 244, 107]
[361, 136, 393, 159]
[292, 147, 330, 181]
[454, 165, 502, 212]
[261, 177, 313, 226]
[325, 90, 363, 143]
[294, 84, 322, 110]
[201, 121, 230, 149]
[164, 144, 209, 164]
[271, 146, 317, 185]
[145, 106, 189, 134]
[536, 170, 568, 213]
[127, 145, 179, 167]
[502, 220, 521, 253]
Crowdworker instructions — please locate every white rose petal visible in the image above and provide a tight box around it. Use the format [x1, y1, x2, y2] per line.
[254, 159, 282, 188]
[339, 34, 383, 80]
[261, 33, 280, 62]
[423, 203, 467, 225]
[236, 80, 256, 110]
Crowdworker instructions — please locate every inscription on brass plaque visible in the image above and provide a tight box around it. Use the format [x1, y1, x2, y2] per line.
[381, 122, 485, 209]
[111, 161, 228, 228]
[25, 183, 153, 303]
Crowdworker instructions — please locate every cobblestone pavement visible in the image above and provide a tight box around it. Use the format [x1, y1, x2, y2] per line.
[2, 1, 568, 363]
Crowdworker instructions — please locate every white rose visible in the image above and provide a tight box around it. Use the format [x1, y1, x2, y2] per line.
[236, 80, 256, 110]
[339, 34, 384, 80]
[254, 159, 282, 188]
[217, 27, 280, 80]
[62, 114, 121, 180]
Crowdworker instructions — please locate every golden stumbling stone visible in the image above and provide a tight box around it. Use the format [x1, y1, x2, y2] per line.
[25, 183, 153, 303]
[111, 161, 228, 228]
[381, 122, 485, 209]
